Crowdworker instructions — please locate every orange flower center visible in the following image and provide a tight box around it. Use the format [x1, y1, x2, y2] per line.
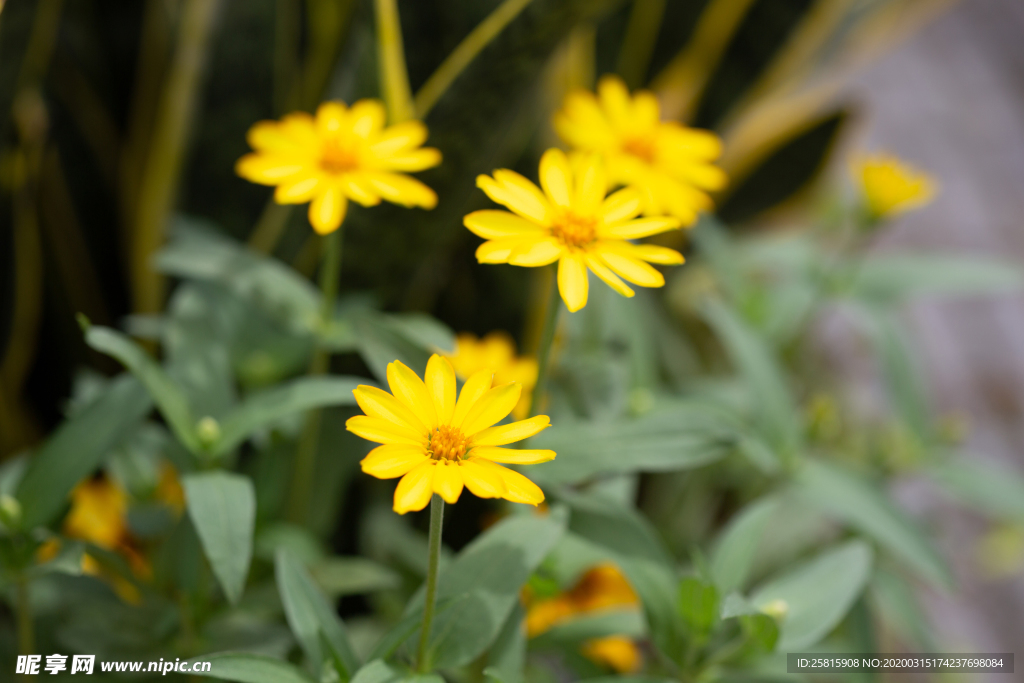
[320, 139, 359, 174]
[428, 425, 467, 461]
[622, 136, 656, 164]
[551, 211, 598, 249]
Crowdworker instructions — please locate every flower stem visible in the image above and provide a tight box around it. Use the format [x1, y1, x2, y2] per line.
[287, 228, 342, 523]
[373, 0, 414, 123]
[416, 494, 445, 673]
[529, 270, 562, 417]
[16, 576, 33, 656]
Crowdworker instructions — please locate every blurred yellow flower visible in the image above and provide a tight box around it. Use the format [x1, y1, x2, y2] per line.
[554, 75, 726, 225]
[447, 332, 537, 420]
[64, 477, 129, 551]
[855, 153, 937, 219]
[236, 100, 441, 235]
[581, 635, 641, 673]
[346, 356, 554, 514]
[524, 563, 641, 672]
[467, 148, 684, 312]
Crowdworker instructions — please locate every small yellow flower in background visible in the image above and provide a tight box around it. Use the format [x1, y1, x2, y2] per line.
[64, 477, 130, 551]
[855, 153, 937, 220]
[524, 563, 642, 672]
[236, 100, 441, 235]
[447, 332, 537, 420]
[554, 75, 726, 225]
[346, 355, 554, 514]
[581, 636, 641, 673]
[467, 149, 685, 312]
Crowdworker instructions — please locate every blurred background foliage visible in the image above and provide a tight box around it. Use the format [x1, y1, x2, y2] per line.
[6, 1, 1024, 682]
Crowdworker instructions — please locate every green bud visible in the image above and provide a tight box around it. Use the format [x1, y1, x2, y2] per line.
[0, 494, 23, 531]
[196, 416, 222, 448]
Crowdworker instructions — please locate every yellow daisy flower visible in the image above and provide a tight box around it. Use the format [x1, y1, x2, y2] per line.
[236, 99, 441, 235]
[554, 75, 726, 225]
[581, 636, 642, 673]
[855, 153, 937, 220]
[447, 332, 537, 420]
[346, 355, 554, 514]
[466, 148, 685, 312]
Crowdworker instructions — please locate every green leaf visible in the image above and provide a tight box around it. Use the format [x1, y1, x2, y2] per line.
[678, 576, 719, 637]
[213, 376, 361, 456]
[797, 460, 952, 588]
[483, 603, 527, 683]
[850, 254, 1023, 302]
[183, 472, 256, 604]
[86, 326, 202, 454]
[701, 300, 801, 455]
[410, 513, 566, 669]
[532, 609, 645, 646]
[17, 375, 151, 527]
[191, 652, 314, 683]
[530, 400, 740, 485]
[353, 310, 454, 382]
[928, 459, 1024, 522]
[275, 550, 360, 680]
[710, 496, 781, 595]
[739, 613, 779, 654]
[750, 540, 873, 650]
[310, 556, 402, 597]
[349, 660, 444, 683]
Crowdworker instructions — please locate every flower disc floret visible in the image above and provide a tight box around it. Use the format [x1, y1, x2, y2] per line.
[465, 148, 686, 312]
[346, 356, 555, 514]
[236, 99, 441, 235]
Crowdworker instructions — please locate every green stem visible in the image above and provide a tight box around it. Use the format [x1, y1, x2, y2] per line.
[286, 229, 342, 523]
[616, 0, 666, 88]
[16, 576, 33, 657]
[413, 0, 534, 118]
[416, 494, 445, 673]
[373, 0, 414, 123]
[529, 270, 562, 418]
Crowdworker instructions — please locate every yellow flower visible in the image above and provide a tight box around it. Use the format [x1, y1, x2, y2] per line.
[64, 477, 129, 550]
[581, 636, 642, 673]
[236, 100, 441, 235]
[346, 355, 554, 514]
[525, 563, 639, 637]
[466, 148, 685, 312]
[554, 75, 726, 224]
[447, 332, 537, 420]
[855, 153, 937, 219]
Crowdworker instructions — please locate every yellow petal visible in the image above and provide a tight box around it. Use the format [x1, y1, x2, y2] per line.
[316, 101, 348, 136]
[471, 459, 544, 505]
[459, 459, 507, 499]
[364, 171, 437, 209]
[432, 461, 464, 504]
[370, 120, 429, 155]
[601, 188, 644, 224]
[539, 148, 573, 208]
[469, 415, 550, 447]
[558, 254, 589, 312]
[353, 385, 430, 433]
[274, 175, 322, 203]
[277, 112, 320, 148]
[616, 243, 684, 264]
[348, 99, 386, 138]
[460, 382, 522, 436]
[393, 462, 435, 514]
[574, 154, 607, 214]
[346, 415, 426, 446]
[475, 239, 520, 264]
[469, 446, 555, 464]
[308, 187, 347, 234]
[381, 148, 442, 172]
[631, 91, 660, 128]
[426, 355, 456, 426]
[340, 175, 382, 206]
[660, 125, 722, 160]
[477, 172, 552, 225]
[247, 121, 304, 153]
[601, 216, 680, 239]
[236, 154, 306, 184]
[598, 75, 632, 129]
[452, 369, 494, 429]
[361, 444, 429, 479]
[584, 253, 635, 298]
[508, 237, 563, 267]
[464, 210, 545, 239]
[599, 251, 664, 287]
[387, 360, 437, 429]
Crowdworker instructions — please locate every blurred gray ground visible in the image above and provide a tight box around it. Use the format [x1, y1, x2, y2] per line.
[841, 0, 1024, 659]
